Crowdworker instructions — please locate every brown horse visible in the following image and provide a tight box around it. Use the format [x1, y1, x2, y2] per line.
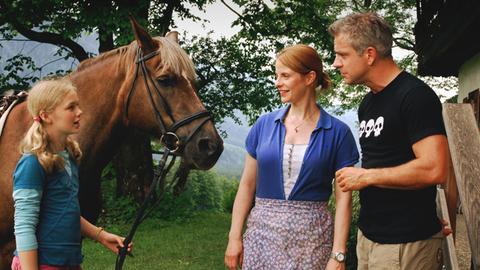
[0, 18, 223, 268]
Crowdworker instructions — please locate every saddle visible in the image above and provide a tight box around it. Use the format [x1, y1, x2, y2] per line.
[0, 90, 28, 138]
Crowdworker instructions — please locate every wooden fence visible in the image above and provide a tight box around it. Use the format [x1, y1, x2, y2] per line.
[440, 103, 480, 270]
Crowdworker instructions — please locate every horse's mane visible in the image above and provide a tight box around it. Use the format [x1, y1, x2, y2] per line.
[76, 46, 130, 72]
[153, 37, 197, 81]
[75, 37, 196, 81]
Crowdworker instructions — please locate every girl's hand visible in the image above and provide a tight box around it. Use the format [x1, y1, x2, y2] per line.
[98, 230, 133, 255]
[224, 238, 243, 270]
[325, 258, 345, 270]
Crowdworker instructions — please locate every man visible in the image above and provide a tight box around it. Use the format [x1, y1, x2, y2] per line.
[330, 12, 449, 270]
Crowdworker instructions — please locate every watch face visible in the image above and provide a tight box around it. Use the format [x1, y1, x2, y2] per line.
[336, 252, 345, 261]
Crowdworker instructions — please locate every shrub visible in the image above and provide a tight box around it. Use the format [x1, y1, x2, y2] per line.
[218, 177, 239, 213]
[97, 161, 238, 227]
[97, 163, 140, 225]
[149, 167, 238, 220]
[156, 169, 224, 219]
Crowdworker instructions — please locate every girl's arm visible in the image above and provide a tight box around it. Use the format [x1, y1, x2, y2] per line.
[18, 250, 38, 270]
[80, 217, 132, 254]
[13, 188, 43, 270]
[224, 154, 257, 270]
[326, 178, 352, 270]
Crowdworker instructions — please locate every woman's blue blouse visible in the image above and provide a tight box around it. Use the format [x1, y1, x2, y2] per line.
[245, 105, 359, 201]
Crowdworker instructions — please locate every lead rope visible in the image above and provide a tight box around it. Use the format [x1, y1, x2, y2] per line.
[115, 149, 173, 270]
[117, 44, 214, 269]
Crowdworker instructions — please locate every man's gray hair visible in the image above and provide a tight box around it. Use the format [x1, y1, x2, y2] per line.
[328, 12, 393, 58]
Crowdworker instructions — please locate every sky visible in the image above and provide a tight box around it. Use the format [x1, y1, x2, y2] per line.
[172, 2, 457, 102]
[1, 1, 455, 105]
[172, 1, 240, 39]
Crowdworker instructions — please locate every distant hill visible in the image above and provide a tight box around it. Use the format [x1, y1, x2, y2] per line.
[212, 143, 246, 179]
[217, 115, 251, 148]
[211, 114, 249, 179]
[212, 108, 360, 179]
[1, 38, 361, 179]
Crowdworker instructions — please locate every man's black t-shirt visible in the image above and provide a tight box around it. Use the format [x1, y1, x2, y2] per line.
[358, 71, 445, 244]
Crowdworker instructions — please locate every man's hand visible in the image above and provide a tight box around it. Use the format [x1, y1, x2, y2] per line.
[440, 219, 453, 236]
[335, 167, 370, 191]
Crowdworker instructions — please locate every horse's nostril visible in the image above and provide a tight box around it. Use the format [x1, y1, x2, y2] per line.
[198, 137, 216, 156]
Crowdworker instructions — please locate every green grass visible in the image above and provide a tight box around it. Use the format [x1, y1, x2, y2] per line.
[82, 211, 231, 270]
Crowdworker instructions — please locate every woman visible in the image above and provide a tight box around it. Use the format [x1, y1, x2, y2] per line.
[224, 44, 359, 270]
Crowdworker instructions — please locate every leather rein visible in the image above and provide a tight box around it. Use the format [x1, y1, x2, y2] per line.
[116, 46, 212, 269]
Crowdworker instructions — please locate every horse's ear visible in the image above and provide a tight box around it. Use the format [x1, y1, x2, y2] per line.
[129, 14, 156, 53]
[165, 31, 179, 44]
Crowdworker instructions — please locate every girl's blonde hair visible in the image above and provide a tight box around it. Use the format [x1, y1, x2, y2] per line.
[276, 44, 332, 97]
[19, 79, 82, 174]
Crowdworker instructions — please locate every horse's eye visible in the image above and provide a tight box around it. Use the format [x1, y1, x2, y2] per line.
[156, 76, 176, 87]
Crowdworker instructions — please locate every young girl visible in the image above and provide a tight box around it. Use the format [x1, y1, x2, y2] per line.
[11, 79, 131, 270]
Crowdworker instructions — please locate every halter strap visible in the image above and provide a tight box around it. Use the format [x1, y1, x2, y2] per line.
[170, 110, 210, 132]
[123, 46, 212, 152]
[135, 50, 159, 63]
[116, 44, 214, 270]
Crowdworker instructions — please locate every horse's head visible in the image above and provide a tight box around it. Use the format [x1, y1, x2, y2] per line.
[122, 17, 223, 169]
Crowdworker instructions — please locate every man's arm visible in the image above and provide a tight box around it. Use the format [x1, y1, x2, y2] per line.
[336, 134, 449, 191]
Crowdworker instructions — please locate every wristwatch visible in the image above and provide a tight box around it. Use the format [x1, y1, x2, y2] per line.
[330, 251, 346, 263]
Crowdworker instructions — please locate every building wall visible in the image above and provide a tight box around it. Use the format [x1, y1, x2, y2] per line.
[458, 52, 480, 102]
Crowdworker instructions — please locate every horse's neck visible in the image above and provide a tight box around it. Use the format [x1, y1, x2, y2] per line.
[69, 55, 129, 170]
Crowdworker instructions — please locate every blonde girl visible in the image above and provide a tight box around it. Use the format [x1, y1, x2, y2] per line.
[11, 79, 131, 270]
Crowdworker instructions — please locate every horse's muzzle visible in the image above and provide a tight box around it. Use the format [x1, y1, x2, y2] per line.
[194, 136, 223, 169]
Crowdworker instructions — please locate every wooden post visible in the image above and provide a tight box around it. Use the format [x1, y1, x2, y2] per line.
[437, 187, 460, 270]
[443, 104, 480, 270]
[443, 156, 458, 239]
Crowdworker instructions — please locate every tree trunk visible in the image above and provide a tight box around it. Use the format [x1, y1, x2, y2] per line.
[106, 3, 154, 204]
[113, 129, 153, 203]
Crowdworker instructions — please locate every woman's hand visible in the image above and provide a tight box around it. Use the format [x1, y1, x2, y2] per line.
[98, 230, 133, 255]
[224, 238, 243, 270]
[325, 258, 345, 270]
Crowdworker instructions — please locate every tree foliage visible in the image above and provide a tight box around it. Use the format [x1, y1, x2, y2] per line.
[186, 0, 349, 124]
[0, 0, 214, 91]
[1, 0, 458, 209]
[0, 0, 433, 122]
[183, 0, 439, 122]
[0, 0, 218, 203]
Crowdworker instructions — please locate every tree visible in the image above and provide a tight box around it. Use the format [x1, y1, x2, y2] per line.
[184, 0, 455, 122]
[1, 0, 455, 117]
[0, 0, 455, 201]
[0, 0, 217, 205]
[184, 0, 348, 124]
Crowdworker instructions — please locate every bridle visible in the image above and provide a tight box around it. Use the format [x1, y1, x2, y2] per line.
[123, 46, 211, 153]
[116, 45, 212, 269]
